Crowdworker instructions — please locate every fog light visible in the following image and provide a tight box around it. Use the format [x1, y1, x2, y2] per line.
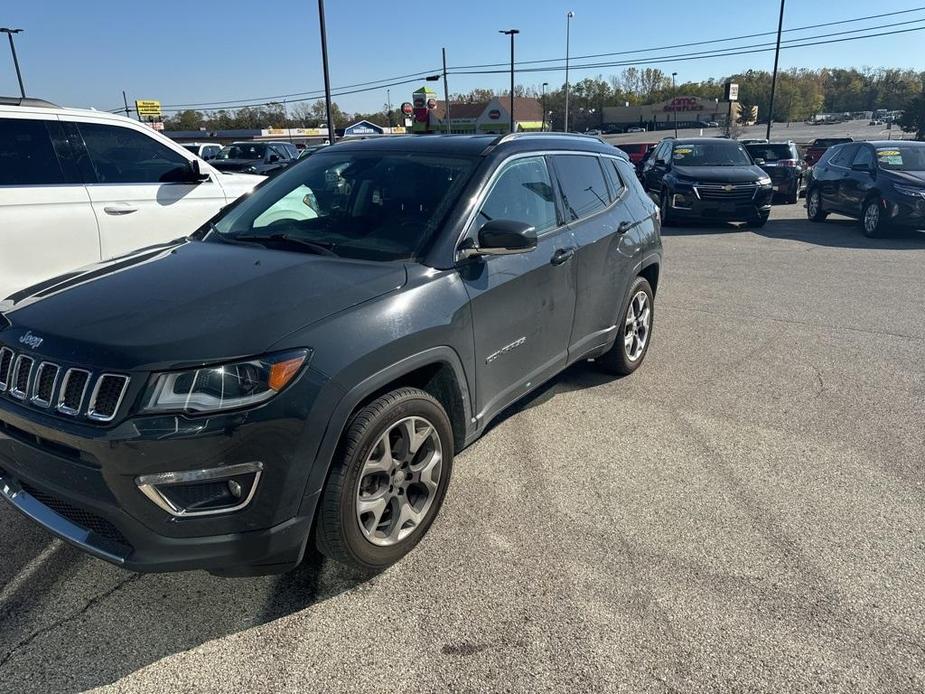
[136, 462, 263, 517]
[672, 193, 693, 209]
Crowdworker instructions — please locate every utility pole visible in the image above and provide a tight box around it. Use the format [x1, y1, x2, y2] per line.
[542, 82, 548, 131]
[499, 29, 519, 133]
[564, 11, 574, 132]
[766, 0, 786, 141]
[122, 90, 131, 118]
[442, 47, 451, 134]
[672, 72, 678, 137]
[317, 0, 335, 143]
[0, 28, 26, 99]
[387, 88, 392, 127]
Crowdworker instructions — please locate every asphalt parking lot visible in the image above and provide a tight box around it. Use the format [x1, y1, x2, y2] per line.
[1, 204, 923, 694]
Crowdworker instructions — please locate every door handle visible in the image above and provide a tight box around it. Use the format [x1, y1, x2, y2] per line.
[103, 204, 138, 215]
[551, 247, 576, 266]
[617, 220, 634, 234]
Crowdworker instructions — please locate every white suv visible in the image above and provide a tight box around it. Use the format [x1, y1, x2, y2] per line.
[0, 97, 264, 300]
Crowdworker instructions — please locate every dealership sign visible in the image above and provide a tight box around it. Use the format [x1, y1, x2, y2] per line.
[135, 99, 161, 119]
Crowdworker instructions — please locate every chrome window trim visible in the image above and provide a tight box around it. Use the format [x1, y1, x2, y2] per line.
[9, 355, 34, 400]
[56, 368, 91, 416]
[86, 374, 131, 423]
[135, 462, 264, 518]
[30, 361, 60, 408]
[0, 347, 13, 391]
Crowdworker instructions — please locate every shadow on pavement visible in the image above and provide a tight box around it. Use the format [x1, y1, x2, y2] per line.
[0, 506, 378, 693]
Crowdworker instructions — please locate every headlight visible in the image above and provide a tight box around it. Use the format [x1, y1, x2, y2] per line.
[244, 166, 258, 173]
[141, 349, 310, 414]
[757, 176, 772, 187]
[894, 184, 925, 198]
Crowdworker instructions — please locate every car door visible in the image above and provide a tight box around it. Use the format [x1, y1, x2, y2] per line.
[0, 116, 101, 300]
[459, 154, 578, 425]
[551, 153, 638, 358]
[841, 144, 875, 215]
[824, 144, 857, 212]
[68, 119, 227, 259]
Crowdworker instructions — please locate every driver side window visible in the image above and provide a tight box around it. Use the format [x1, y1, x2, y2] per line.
[476, 156, 558, 235]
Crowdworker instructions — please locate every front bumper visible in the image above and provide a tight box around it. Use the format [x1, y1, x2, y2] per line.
[0, 368, 332, 575]
[668, 187, 773, 221]
[885, 195, 925, 229]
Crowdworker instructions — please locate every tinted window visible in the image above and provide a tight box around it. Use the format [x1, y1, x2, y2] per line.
[746, 144, 798, 162]
[852, 146, 874, 169]
[602, 158, 625, 201]
[78, 123, 189, 183]
[0, 118, 66, 185]
[213, 151, 476, 262]
[554, 154, 610, 222]
[671, 141, 752, 166]
[830, 144, 858, 166]
[478, 156, 557, 234]
[217, 143, 266, 160]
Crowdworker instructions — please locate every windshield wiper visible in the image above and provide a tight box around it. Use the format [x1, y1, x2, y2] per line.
[232, 233, 339, 257]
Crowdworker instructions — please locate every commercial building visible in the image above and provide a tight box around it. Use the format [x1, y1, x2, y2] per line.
[409, 85, 545, 135]
[603, 96, 739, 132]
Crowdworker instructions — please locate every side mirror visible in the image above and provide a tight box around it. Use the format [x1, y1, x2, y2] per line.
[180, 158, 209, 183]
[459, 220, 537, 259]
[753, 157, 766, 165]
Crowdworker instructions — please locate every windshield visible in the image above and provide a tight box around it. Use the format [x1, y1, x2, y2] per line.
[209, 150, 477, 262]
[672, 142, 752, 167]
[216, 143, 266, 160]
[746, 144, 796, 162]
[875, 145, 925, 171]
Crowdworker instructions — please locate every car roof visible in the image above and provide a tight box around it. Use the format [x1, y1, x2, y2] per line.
[865, 140, 925, 147]
[671, 137, 742, 145]
[327, 132, 625, 159]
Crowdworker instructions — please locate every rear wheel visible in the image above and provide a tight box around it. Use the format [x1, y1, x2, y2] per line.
[316, 388, 453, 571]
[862, 198, 888, 238]
[598, 276, 654, 376]
[807, 188, 828, 222]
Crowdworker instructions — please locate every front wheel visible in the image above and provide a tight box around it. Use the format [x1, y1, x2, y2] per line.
[598, 276, 654, 376]
[660, 189, 675, 227]
[746, 210, 770, 228]
[316, 388, 454, 571]
[862, 198, 888, 238]
[807, 188, 828, 222]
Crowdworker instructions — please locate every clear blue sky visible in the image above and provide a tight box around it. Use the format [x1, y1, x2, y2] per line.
[3, 1, 924, 115]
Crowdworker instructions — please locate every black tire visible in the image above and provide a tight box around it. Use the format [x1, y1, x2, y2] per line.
[806, 188, 828, 222]
[659, 189, 675, 226]
[861, 197, 889, 238]
[315, 387, 454, 571]
[598, 276, 654, 376]
[746, 210, 770, 228]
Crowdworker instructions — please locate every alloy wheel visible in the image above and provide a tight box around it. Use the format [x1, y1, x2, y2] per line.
[864, 202, 880, 234]
[355, 416, 443, 547]
[624, 290, 651, 362]
[808, 190, 820, 217]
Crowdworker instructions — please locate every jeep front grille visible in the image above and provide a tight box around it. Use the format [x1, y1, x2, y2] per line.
[0, 345, 130, 423]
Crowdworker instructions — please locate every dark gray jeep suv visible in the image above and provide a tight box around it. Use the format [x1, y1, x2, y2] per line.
[0, 133, 662, 576]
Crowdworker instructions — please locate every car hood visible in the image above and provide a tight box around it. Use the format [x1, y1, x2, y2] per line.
[211, 159, 263, 171]
[673, 164, 766, 183]
[882, 169, 925, 187]
[0, 241, 407, 371]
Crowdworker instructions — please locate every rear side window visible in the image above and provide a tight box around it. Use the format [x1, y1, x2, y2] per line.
[553, 154, 609, 222]
[602, 158, 625, 201]
[830, 144, 858, 167]
[77, 123, 190, 183]
[852, 146, 874, 169]
[0, 118, 66, 185]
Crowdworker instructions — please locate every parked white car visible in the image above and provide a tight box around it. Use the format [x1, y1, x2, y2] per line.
[179, 141, 223, 160]
[0, 97, 264, 300]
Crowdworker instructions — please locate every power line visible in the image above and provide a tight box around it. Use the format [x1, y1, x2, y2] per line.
[449, 23, 925, 76]
[448, 6, 925, 70]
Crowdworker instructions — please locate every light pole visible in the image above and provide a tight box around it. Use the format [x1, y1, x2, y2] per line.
[499, 29, 519, 133]
[316, 0, 335, 143]
[387, 88, 392, 127]
[564, 11, 574, 132]
[766, 0, 786, 141]
[672, 71, 678, 137]
[542, 82, 548, 131]
[0, 27, 25, 99]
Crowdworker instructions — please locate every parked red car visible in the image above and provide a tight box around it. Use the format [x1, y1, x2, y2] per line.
[804, 137, 853, 166]
[616, 142, 657, 167]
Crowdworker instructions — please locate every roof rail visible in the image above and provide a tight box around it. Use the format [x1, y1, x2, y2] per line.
[483, 130, 607, 154]
[0, 96, 59, 108]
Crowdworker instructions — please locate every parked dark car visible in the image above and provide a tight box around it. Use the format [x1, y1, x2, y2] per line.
[804, 137, 853, 167]
[641, 137, 773, 227]
[745, 141, 806, 204]
[211, 141, 299, 175]
[805, 140, 925, 237]
[0, 133, 662, 576]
